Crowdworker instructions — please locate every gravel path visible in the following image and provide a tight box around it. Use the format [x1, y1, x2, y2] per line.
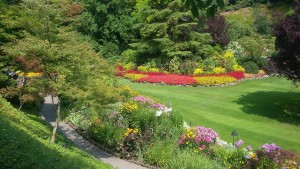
[40, 95, 148, 169]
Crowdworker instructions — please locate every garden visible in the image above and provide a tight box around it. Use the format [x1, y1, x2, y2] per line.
[1, 0, 300, 168]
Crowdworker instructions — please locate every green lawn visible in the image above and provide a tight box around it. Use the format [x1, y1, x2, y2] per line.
[119, 77, 300, 154]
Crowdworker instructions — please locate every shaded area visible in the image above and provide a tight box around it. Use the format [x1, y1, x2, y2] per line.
[236, 91, 300, 125]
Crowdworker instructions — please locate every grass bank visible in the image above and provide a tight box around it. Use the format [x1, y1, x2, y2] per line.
[0, 97, 112, 169]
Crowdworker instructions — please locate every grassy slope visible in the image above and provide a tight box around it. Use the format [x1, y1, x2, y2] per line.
[119, 77, 300, 154]
[0, 97, 111, 169]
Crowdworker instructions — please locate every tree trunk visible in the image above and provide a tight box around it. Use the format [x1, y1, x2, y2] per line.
[50, 95, 60, 143]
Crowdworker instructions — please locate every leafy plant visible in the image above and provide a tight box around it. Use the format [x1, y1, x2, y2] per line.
[241, 61, 259, 74]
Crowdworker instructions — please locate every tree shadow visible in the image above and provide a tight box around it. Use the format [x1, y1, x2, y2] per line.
[235, 91, 300, 126]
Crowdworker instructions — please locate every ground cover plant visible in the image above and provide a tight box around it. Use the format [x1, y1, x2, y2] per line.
[120, 77, 300, 156]
[0, 97, 112, 169]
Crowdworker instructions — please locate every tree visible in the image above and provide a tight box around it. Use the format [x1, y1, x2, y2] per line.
[127, 0, 215, 69]
[271, 2, 300, 84]
[76, 0, 136, 57]
[2, 0, 121, 143]
[181, 0, 225, 17]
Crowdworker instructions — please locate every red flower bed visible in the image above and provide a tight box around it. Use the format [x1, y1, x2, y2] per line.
[138, 74, 196, 85]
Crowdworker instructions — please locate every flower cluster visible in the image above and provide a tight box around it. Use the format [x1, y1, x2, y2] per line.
[260, 143, 282, 163]
[121, 102, 138, 113]
[178, 126, 219, 153]
[235, 139, 244, 148]
[133, 95, 154, 105]
[124, 128, 139, 140]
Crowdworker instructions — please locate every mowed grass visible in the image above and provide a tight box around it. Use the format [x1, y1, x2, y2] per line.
[119, 77, 300, 154]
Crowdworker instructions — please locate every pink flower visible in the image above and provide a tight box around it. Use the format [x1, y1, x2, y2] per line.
[201, 145, 206, 150]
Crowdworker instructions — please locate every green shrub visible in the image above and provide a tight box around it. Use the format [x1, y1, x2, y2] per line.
[212, 146, 246, 169]
[165, 150, 225, 169]
[227, 20, 254, 40]
[143, 140, 175, 167]
[241, 61, 259, 74]
[89, 122, 124, 149]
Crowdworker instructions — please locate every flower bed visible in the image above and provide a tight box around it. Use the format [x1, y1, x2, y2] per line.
[138, 74, 196, 85]
[68, 86, 300, 169]
[116, 66, 245, 86]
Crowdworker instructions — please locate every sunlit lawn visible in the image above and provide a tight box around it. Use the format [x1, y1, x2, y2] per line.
[119, 77, 300, 154]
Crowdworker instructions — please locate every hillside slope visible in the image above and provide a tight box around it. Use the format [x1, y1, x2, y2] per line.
[0, 97, 111, 169]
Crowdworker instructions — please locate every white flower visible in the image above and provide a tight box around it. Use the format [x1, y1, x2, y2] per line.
[183, 121, 190, 128]
[156, 110, 163, 117]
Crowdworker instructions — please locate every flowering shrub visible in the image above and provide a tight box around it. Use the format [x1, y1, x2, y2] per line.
[213, 67, 226, 74]
[120, 102, 138, 113]
[120, 85, 139, 100]
[123, 73, 147, 81]
[193, 68, 204, 75]
[233, 64, 245, 72]
[119, 128, 140, 159]
[148, 68, 159, 72]
[194, 76, 237, 86]
[235, 140, 244, 148]
[137, 65, 149, 72]
[178, 126, 219, 154]
[123, 62, 135, 70]
[138, 74, 196, 85]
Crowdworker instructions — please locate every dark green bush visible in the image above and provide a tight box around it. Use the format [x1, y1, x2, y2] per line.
[241, 61, 259, 74]
[227, 20, 254, 40]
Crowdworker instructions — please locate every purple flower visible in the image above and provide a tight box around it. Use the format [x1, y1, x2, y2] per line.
[235, 140, 244, 148]
[246, 145, 252, 151]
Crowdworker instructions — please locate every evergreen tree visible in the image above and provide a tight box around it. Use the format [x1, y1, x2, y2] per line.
[127, 0, 215, 68]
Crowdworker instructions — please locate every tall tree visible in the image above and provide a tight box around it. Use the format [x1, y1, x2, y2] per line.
[127, 0, 215, 67]
[76, 0, 136, 57]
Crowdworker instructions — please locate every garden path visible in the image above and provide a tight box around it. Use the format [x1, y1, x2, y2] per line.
[40, 95, 148, 169]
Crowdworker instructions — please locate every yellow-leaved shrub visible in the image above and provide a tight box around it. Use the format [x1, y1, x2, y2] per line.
[213, 67, 226, 74]
[194, 76, 237, 86]
[137, 65, 149, 72]
[148, 68, 160, 72]
[193, 68, 204, 75]
[233, 64, 245, 72]
[123, 73, 147, 81]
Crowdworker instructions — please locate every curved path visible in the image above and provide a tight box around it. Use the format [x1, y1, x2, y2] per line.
[40, 96, 147, 169]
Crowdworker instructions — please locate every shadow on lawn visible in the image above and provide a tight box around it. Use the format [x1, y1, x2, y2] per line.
[236, 91, 300, 126]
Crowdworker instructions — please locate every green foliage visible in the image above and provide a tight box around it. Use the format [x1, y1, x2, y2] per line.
[0, 0, 24, 45]
[3, 30, 120, 112]
[0, 97, 112, 169]
[76, 0, 136, 57]
[241, 61, 259, 74]
[212, 146, 246, 169]
[143, 140, 175, 166]
[166, 150, 225, 169]
[129, 0, 216, 68]
[253, 5, 273, 35]
[89, 122, 125, 149]
[227, 20, 254, 40]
